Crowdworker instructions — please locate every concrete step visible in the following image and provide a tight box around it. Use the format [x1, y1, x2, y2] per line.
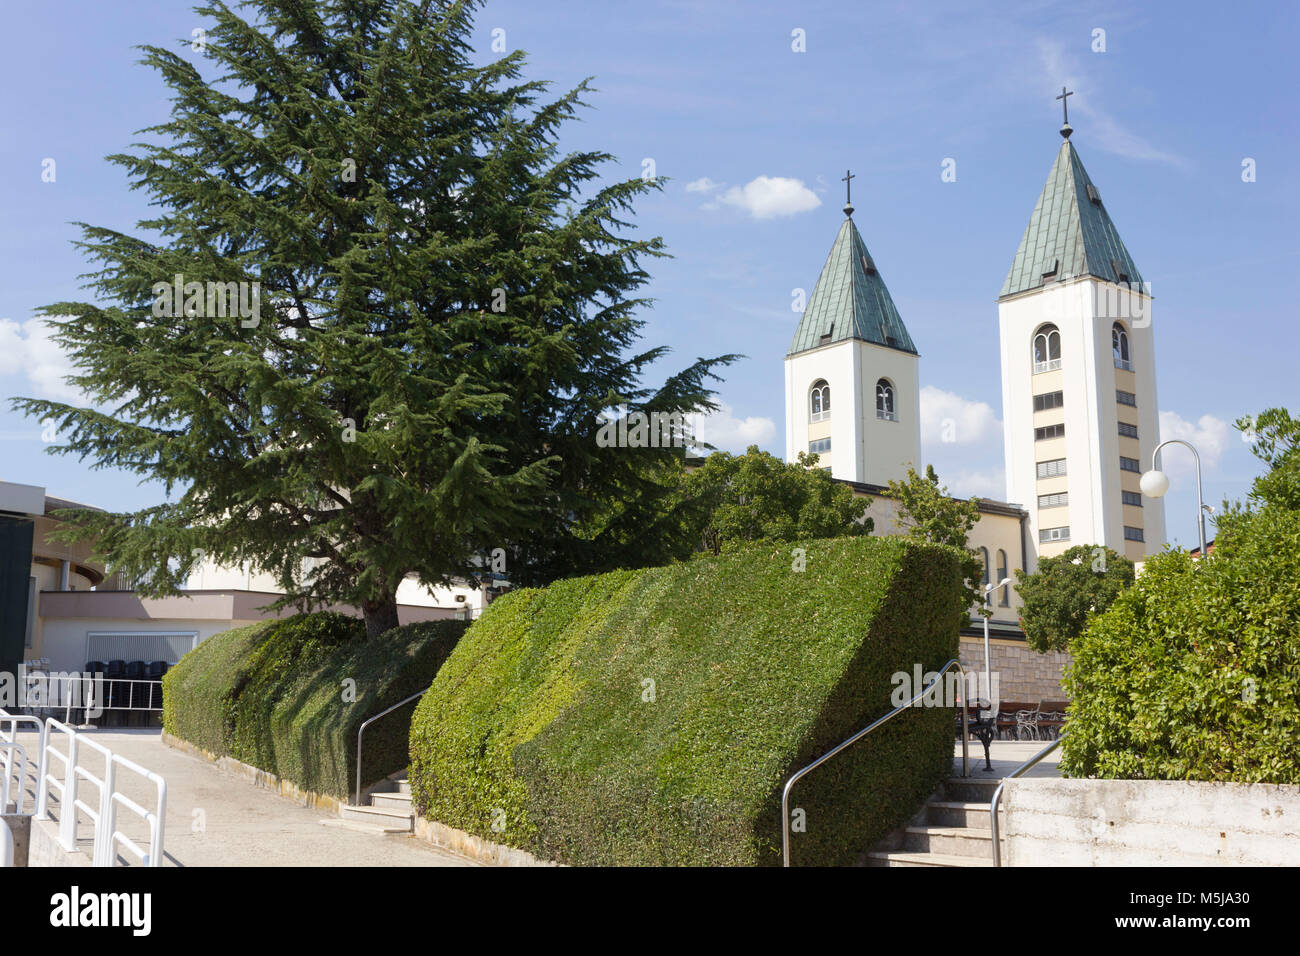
[941, 777, 1001, 803]
[319, 816, 410, 837]
[369, 791, 412, 810]
[320, 817, 412, 836]
[340, 804, 413, 831]
[926, 800, 1003, 829]
[865, 849, 992, 868]
[902, 825, 994, 858]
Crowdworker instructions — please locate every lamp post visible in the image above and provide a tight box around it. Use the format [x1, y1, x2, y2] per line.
[1140, 439, 1208, 557]
[982, 577, 1011, 713]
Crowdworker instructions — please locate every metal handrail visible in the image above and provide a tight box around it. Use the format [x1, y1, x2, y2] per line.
[33, 718, 167, 866]
[989, 732, 1065, 867]
[781, 657, 971, 867]
[104, 752, 167, 867]
[1, 710, 43, 813]
[354, 689, 428, 806]
[0, 742, 28, 814]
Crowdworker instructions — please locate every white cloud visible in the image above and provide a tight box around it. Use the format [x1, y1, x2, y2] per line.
[691, 403, 776, 453]
[685, 176, 723, 193]
[938, 467, 1007, 502]
[1158, 411, 1231, 474]
[716, 176, 822, 219]
[0, 317, 84, 403]
[1034, 38, 1186, 168]
[919, 385, 1002, 446]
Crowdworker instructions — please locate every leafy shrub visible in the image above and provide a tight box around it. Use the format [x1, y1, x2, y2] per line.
[1061, 504, 1300, 782]
[163, 613, 468, 798]
[1014, 544, 1135, 652]
[409, 536, 968, 865]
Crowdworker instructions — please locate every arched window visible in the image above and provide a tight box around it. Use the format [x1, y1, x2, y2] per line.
[997, 550, 1009, 606]
[809, 380, 831, 423]
[876, 379, 897, 421]
[979, 547, 991, 603]
[1033, 324, 1061, 373]
[1112, 322, 1132, 370]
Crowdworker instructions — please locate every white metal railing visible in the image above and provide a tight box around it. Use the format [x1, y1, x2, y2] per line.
[34, 718, 167, 866]
[24, 674, 163, 717]
[0, 742, 29, 815]
[1033, 358, 1062, 374]
[1, 709, 43, 812]
[1114, 357, 1133, 371]
[104, 753, 167, 867]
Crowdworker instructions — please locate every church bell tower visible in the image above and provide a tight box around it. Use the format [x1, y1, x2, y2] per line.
[784, 174, 920, 486]
[998, 93, 1166, 567]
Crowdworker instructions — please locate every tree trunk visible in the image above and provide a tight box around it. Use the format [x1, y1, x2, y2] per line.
[362, 593, 400, 640]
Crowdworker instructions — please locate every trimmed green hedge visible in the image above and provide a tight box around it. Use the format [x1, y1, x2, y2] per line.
[409, 536, 968, 865]
[1061, 503, 1300, 782]
[163, 613, 468, 799]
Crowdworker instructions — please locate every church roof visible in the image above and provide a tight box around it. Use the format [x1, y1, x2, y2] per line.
[1000, 140, 1144, 299]
[788, 212, 917, 357]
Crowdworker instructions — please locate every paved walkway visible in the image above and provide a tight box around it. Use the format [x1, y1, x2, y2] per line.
[954, 738, 1064, 779]
[10, 727, 477, 867]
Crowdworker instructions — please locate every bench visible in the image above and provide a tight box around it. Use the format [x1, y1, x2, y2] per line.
[955, 698, 996, 771]
[994, 701, 1039, 740]
[1036, 700, 1069, 739]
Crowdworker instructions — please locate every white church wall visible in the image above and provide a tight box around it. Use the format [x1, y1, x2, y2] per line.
[851, 339, 919, 486]
[999, 276, 1165, 568]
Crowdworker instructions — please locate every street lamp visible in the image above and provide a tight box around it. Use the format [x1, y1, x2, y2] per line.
[982, 577, 1011, 719]
[1140, 439, 1208, 557]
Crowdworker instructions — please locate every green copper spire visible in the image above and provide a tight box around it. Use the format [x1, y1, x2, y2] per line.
[788, 210, 917, 357]
[1000, 139, 1144, 299]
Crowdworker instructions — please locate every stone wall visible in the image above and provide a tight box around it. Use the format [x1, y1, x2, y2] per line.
[958, 636, 1070, 704]
[1003, 778, 1300, 866]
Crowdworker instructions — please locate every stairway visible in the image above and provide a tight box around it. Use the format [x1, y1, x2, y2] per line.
[324, 774, 414, 834]
[865, 776, 1001, 867]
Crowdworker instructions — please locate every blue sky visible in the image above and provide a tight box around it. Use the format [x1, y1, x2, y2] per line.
[1, 0, 1296, 548]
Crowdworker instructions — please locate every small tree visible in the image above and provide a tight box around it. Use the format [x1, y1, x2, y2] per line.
[1014, 545, 1134, 652]
[885, 465, 982, 607]
[683, 447, 870, 554]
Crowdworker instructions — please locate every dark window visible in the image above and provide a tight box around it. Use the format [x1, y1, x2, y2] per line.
[876, 380, 897, 421]
[1035, 423, 1065, 441]
[1118, 422, 1139, 438]
[997, 550, 1009, 606]
[1122, 490, 1143, 507]
[1116, 389, 1137, 407]
[1124, 526, 1145, 542]
[1034, 390, 1064, 412]
[1113, 323, 1132, 369]
[1120, 456, 1141, 473]
[809, 438, 831, 455]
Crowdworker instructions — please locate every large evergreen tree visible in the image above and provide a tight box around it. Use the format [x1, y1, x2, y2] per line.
[14, 0, 731, 637]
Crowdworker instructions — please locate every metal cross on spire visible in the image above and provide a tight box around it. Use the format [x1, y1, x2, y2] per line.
[842, 169, 855, 216]
[1056, 86, 1074, 139]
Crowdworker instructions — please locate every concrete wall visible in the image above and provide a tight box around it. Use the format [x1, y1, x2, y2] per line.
[1004, 778, 1300, 866]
